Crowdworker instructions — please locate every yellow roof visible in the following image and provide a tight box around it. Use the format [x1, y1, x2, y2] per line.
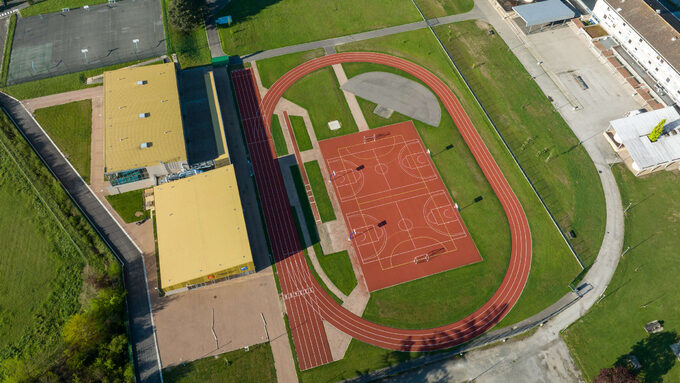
[104, 62, 187, 173]
[153, 166, 253, 289]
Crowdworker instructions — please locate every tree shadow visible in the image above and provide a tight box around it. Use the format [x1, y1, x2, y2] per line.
[216, 0, 281, 23]
[616, 331, 679, 383]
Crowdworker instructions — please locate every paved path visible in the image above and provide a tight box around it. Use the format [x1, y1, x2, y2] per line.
[0, 92, 162, 382]
[22, 87, 103, 113]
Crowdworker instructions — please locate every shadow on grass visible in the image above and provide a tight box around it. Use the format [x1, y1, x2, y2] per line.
[216, 0, 281, 24]
[616, 331, 679, 383]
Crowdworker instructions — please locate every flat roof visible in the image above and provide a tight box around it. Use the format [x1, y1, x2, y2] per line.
[611, 106, 680, 169]
[104, 62, 187, 173]
[600, 0, 680, 75]
[154, 166, 253, 289]
[513, 0, 576, 27]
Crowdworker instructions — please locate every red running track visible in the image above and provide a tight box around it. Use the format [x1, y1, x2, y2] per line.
[231, 52, 531, 369]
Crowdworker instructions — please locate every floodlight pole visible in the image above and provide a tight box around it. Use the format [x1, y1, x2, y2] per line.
[133, 39, 139, 53]
[81, 48, 89, 64]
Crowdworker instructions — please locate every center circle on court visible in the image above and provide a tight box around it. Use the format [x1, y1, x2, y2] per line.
[398, 218, 414, 232]
[374, 163, 389, 175]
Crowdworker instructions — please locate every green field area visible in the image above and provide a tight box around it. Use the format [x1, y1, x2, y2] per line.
[315, 244, 356, 296]
[33, 100, 92, 183]
[163, 0, 211, 68]
[0, 111, 131, 381]
[163, 343, 277, 383]
[2, 58, 153, 99]
[415, 0, 474, 18]
[289, 115, 313, 151]
[1, 14, 16, 87]
[270, 115, 289, 156]
[303, 160, 335, 222]
[257, 49, 325, 89]
[20, 0, 108, 17]
[563, 166, 680, 383]
[105, 189, 149, 223]
[216, 0, 420, 56]
[436, 21, 604, 266]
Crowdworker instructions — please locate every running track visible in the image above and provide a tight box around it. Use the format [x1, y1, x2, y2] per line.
[231, 52, 531, 370]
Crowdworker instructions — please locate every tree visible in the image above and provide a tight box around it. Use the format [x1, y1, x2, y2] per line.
[168, 0, 205, 32]
[596, 365, 639, 383]
[648, 119, 666, 142]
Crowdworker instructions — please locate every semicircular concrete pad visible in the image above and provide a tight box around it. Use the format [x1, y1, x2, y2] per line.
[341, 71, 441, 127]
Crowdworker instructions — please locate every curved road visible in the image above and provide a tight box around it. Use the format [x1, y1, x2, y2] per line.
[232, 52, 532, 368]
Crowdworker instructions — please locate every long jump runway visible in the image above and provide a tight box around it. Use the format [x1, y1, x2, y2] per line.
[231, 52, 531, 370]
[319, 121, 481, 291]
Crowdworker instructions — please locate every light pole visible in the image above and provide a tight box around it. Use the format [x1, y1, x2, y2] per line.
[81, 48, 89, 64]
[132, 39, 139, 53]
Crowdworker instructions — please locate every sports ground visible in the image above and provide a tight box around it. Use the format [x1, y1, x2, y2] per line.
[232, 52, 532, 371]
[319, 121, 481, 291]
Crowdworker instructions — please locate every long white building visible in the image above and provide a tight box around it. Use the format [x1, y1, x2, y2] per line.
[591, 0, 680, 105]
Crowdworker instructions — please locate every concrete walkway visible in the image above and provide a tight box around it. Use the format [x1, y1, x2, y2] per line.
[22, 87, 103, 113]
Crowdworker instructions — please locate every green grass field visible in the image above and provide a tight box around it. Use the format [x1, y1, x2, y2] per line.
[164, 0, 211, 69]
[289, 115, 313, 151]
[217, 0, 421, 56]
[435, 21, 604, 266]
[1, 14, 16, 87]
[303, 160, 335, 222]
[315, 244, 356, 296]
[415, 0, 474, 18]
[33, 100, 92, 183]
[563, 166, 680, 383]
[270, 114, 289, 156]
[105, 189, 149, 223]
[163, 343, 277, 383]
[256, 49, 325, 89]
[20, 0, 108, 16]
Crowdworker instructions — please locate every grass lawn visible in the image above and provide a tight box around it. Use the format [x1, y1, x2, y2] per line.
[303, 160, 335, 222]
[164, 0, 211, 69]
[105, 189, 149, 223]
[563, 166, 680, 383]
[435, 21, 604, 267]
[216, 0, 421, 56]
[315, 244, 356, 296]
[1, 14, 16, 86]
[257, 49, 325, 89]
[415, 0, 474, 18]
[2, 59, 150, 100]
[289, 115, 313, 151]
[270, 115, 289, 156]
[163, 343, 277, 383]
[33, 100, 92, 183]
[20, 0, 108, 17]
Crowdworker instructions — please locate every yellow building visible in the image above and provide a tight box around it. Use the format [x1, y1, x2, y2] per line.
[153, 166, 254, 292]
[104, 62, 188, 193]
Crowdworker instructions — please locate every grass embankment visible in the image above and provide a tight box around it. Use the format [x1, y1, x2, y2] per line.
[289, 115, 313, 151]
[163, 0, 211, 68]
[105, 189, 149, 223]
[162, 343, 277, 382]
[216, 0, 420, 56]
[33, 100, 92, 183]
[1, 14, 16, 87]
[270, 115, 289, 156]
[414, 0, 474, 18]
[0, 111, 131, 381]
[436, 21, 604, 266]
[315, 244, 356, 296]
[2, 59, 150, 99]
[20, 0, 108, 17]
[563, 166, 680, 383]
[303, 160, 335, 222]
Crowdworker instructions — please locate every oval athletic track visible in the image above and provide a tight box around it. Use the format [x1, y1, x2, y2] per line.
[231, 52, 531, 370]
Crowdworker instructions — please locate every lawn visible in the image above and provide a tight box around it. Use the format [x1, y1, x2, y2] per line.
[435, 21, 604, 267]
[256, 49, 325, 89]
[20, 0, 108, 17]
[289, 115, 313, 151]
[2, 59, 150, 100]
[216, 0, 421, 56]
[1, 14, 16, 86]
[105, 189, 149, 223]
[270, 114, 289, 156]
[33, 100, 92, 183]
[414, 0, 474, 18]
[563, 166, 680, 383]
[163, 343, 277, 383]
[303, 160, 335, 222]
[164, 0, 211, 69]
[315, 244, 356, 296]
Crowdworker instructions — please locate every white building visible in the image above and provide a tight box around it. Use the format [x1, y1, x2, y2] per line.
[591, 0, 680, 105]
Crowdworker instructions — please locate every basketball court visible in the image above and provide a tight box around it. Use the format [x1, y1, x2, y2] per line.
[319, 121, 482, 291]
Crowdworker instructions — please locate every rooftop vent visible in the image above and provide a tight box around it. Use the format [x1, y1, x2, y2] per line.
[136, 80, 147, 85]
[140, 142, 153, 149]
[656, 9, 661, 13]
[138, 112, 150, 118]
[616, 7, 622, 11]
[673, 36, 678, 41]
